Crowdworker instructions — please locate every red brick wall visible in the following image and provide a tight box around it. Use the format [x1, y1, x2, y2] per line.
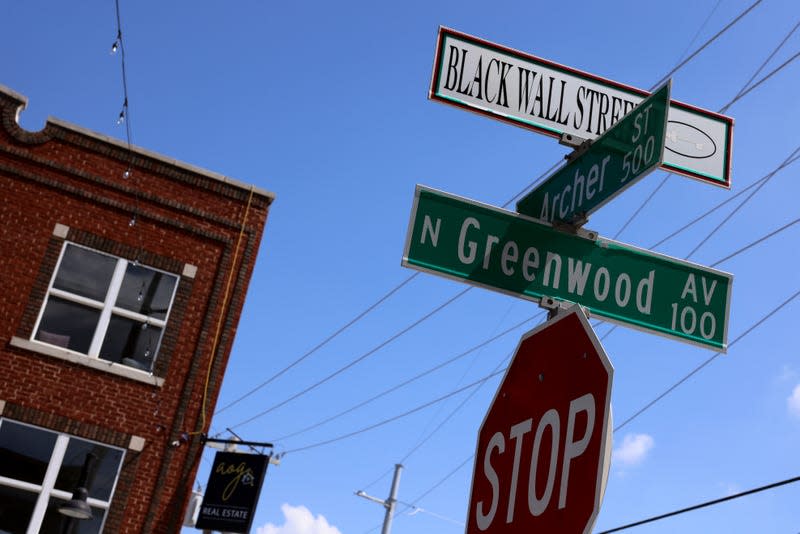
[0, 87, 272, 533]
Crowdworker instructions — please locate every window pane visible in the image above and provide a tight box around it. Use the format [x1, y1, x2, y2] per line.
[0, 485, 37, 533]
[116, 264, 177, 320]
[35, 297, 100, 354]
[55, 439, 123, 502]
[99, 316, 163, 372]
[40, 497, 105, 534]
[0, 420, 57, 484]
[53, 245, 116, 302]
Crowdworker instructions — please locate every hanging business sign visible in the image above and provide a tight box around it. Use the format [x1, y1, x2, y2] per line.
[429, 27, 733, 188]
[195, 451, 269, 533]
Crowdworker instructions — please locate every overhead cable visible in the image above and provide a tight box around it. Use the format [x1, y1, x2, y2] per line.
[651, 0, 762, 89]
[271, 315, 533, 443]
[229, 286, 472, 431]
[222, 0, 777, 446]
[283, 369, 506, 454]
[597, 474, 800, 533]
[214, 273, 418, 416]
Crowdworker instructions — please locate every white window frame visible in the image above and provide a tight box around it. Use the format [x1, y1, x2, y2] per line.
[32, 242, 179, 371]
[0, 419, 125, 534]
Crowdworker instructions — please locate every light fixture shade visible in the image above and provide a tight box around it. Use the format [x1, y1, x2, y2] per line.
[58, 452, 96, 520]
[59, 487, 93, 519]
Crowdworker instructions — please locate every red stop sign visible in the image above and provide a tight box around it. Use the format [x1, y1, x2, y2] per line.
[466, 305, 613, 534]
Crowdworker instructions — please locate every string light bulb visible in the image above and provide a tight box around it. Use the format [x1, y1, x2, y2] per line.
[117, 98, 128, 125]
[111, 30, 122, 54]
[129, 214, 137, 227]
[123, 169, 131, 179]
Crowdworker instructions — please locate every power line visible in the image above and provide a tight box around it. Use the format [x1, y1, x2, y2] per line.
[214, 273, 419, 416]
[600, 144, 800, 343]
[710, 215, 800, 268]
[670, 0, 722, 70]
[352, 135, 796, 494]
[283, 275, 800, 457]
[650, 0, 762, 89]
[273, 137, 800, 503]
[402, 500, 464, 527]
[228, 286, 472, 432]
[283, 369, 506, 455]
[388, 283, 800, 524]
[354, 7, 791, 525]
[397, 351, 515, 466]
[257, 111, 800, 468]
[597, 474, 800, 533]
[607, 22, 800, 246]
[649, 154, 800, 251]
[218, 0, 765, 433]
[355, 195, 800, 496]
[222, 160, 562, 433]
[723, 48, 800, 112]
[687, 145, 800, 258]
[271, 314, 534, 443]
[719, 18, 800, 113]
[614, 286, 800, 433]
[367, 48, 800, 524]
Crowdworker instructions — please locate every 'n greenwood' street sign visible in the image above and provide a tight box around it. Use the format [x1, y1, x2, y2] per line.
[402, 186, 732, 351]
[517, 81, 671, 224]
[429, 27, 733, 188]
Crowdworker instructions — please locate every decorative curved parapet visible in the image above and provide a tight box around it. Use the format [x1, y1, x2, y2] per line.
[0, 84, 53, 145]
[0, 83, 274, 205]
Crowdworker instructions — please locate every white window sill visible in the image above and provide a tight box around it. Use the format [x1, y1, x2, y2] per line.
[10, 337, 165, 387]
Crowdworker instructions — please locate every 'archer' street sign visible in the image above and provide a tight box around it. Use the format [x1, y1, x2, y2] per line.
[402, 185, 732, 351]
[429, 27, 733, 188]
[517, 81, 671, 224]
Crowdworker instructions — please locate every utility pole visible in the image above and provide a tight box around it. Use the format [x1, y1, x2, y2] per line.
[356, 464, 404, 534]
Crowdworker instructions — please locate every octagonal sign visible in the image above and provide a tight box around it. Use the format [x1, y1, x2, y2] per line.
[465, 305, 613, 534]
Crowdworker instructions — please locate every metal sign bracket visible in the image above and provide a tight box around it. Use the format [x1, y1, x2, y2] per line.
[540, 296, 591, 320]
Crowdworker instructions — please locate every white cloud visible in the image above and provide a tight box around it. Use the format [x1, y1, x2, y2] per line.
[612, 433, 654, 467]
[788, 384, 800, 418]
[256, 504, 342, 534]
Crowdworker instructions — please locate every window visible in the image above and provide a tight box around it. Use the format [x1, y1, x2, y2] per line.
[33, 243, 179, 373]
[0, 419, 125, 533]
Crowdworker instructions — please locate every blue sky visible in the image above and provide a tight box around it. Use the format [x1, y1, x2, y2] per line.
[4, 1, 800, 532]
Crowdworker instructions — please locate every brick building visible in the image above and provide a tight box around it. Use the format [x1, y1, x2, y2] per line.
[0, 85, 274, 532]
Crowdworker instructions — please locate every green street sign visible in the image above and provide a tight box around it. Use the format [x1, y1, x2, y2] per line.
[402, 186, 732, 350]
[517, 82, 671, 224]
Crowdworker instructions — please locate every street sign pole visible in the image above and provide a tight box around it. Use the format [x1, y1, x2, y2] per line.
[517, 81, 671, 224]
[402, 185, 732, 351]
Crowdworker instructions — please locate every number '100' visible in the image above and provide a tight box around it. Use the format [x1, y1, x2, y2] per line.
[670, 303, 717, 340]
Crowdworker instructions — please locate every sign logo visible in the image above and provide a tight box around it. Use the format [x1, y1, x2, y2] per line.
[196, 451, 270, 533]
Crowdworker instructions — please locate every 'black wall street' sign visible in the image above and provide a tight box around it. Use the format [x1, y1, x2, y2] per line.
[195, 451, 269, 533]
